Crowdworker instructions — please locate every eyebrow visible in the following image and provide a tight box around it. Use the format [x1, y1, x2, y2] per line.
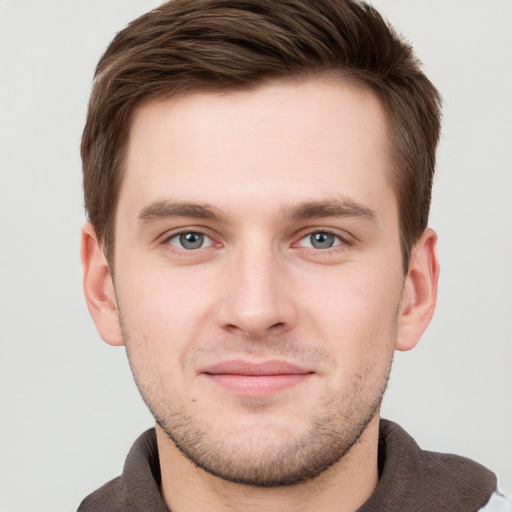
[136, 197, 376, 225]
[280, 198, 377, 223]
[137, 200, 227, 224]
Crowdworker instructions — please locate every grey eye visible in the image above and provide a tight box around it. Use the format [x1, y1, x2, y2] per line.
[296, 231, 342, 250]
[310, 232, 336, 249]
[180, 232, 204, 249]
[169, 232, 212, 250]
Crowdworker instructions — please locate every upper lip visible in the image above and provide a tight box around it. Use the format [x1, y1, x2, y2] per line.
[200, 359, 313, 376]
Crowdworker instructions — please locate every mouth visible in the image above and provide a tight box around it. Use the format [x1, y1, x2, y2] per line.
[199, 359, 314, 396]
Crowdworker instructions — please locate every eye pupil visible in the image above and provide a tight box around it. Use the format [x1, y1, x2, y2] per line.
[310, 232, 335, 249]
[179, 232, 204, 249]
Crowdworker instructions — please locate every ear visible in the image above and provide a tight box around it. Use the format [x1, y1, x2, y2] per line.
[395, 228, 439, 352]
[81, 222, 124, 346]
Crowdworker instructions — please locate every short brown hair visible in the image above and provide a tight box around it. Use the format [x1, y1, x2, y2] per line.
[82, 0, 442, 271]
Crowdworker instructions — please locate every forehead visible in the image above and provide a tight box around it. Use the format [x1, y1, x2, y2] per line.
[119, 79, 394, 223]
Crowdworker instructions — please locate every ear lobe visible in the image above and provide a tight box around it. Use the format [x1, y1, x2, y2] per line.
[395, 228, 439, 352]
[81, 222, 124, 346]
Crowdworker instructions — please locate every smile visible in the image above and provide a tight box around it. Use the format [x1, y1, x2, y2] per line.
[200, 359, 314, 396]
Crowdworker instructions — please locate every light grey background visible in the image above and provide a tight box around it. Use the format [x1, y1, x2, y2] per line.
[1, 1, 511, 511]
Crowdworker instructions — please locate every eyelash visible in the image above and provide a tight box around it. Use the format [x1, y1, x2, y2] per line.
[166, 231, 215, 250]
[161, 228, 350, 254]
[295, 230, 346, 250]
[161, 227, 218, 252]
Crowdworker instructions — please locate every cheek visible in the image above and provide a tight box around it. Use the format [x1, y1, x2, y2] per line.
[115, 263, 213, 375]
[300, 263, 403, 355]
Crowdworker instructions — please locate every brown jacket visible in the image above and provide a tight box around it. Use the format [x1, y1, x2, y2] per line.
[78, 420, 497, 512]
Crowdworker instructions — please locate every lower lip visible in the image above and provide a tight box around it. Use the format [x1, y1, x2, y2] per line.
[203, 373, 311, 396]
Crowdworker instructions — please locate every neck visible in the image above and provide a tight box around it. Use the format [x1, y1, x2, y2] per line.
[156, 415, 380, 512]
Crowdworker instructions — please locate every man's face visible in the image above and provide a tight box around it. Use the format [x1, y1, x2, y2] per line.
[112, 79, 406, 485]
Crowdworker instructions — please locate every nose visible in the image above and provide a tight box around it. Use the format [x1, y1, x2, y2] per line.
[215, 240, 298, 339]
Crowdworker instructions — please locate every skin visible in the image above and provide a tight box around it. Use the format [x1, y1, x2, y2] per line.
[82, 78, 439, 512]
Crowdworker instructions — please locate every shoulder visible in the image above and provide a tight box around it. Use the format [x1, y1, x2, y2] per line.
[363, 420, 499, 511]
[76, 428, 166, 512]
[77, 476, 123, 512]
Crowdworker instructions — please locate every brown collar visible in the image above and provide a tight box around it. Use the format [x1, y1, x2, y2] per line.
[78, 420, 496, 511]
[357, 420, 496, 511]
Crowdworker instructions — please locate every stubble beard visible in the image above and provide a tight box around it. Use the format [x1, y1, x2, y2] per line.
[152, 380, 388, 487]
[121, 315, 396, 488]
